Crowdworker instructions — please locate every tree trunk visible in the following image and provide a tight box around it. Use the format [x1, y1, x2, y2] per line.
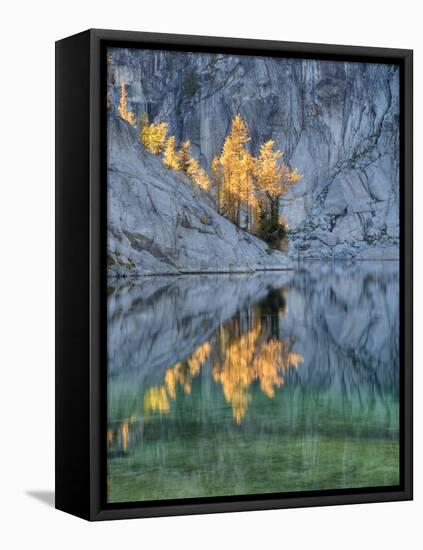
[270, 196, 280, 225]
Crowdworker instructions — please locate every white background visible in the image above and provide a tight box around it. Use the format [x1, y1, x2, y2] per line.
[0, 1, 420, 548]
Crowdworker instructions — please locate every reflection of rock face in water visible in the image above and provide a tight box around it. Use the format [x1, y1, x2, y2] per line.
[108, 271, 292, 383]
[284, 261, 399, 397]
[107, 262, 400, 502]
[108, 261, 399, 398]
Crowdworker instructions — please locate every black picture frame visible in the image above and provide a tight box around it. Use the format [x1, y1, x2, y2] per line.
[55, 28, 413, 521]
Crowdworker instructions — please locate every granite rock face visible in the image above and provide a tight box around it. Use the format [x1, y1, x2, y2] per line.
[108, 49, 400, 260]
[107, 115, 294, 276]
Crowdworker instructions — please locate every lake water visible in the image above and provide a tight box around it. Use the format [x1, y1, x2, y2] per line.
[107, 261, 400, 503]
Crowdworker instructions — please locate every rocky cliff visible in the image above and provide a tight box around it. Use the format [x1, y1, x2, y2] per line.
[107, 115, 293, 276]
[108, 48, 400, 260]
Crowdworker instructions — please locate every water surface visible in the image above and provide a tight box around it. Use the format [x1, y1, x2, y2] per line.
[107, 262, 400, 503]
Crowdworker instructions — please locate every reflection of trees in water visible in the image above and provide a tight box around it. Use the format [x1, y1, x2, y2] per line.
[107, 417, 136, 457]
[107, 342, 214, 457]
[108, 265, 400, 458]
[212, 319, 302, 423]
[141, 289, 303, 424]
[108, 290, 303, 455]
[107, 266, 400, 499]
[143, 341, 212, 415]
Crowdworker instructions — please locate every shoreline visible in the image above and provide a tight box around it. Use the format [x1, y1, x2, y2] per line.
[106, 258, 400, 279]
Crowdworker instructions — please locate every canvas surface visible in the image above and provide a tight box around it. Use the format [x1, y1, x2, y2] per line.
[105, 47, 400, 504]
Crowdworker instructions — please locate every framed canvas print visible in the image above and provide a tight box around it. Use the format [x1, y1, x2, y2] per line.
[55, 29, 413, 521]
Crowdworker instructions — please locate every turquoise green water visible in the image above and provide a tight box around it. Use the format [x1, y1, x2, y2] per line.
[107, 262, 400, 503]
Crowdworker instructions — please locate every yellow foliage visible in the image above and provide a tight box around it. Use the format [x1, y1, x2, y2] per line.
[212, 156, 224, 212]
[134, 112, 301, 232]
[114, 106, 302, 236]
[186, 155, 199, 179]
[190, 163, 210, 191]
[120, 420, 129, 451]
[163, 135, 180, 170]
[143, 342, 211, 417]
[164, 341, 211, 398]
[253, 139, 302, 225]
[253, 140, 283, 198]
[176, 140, 210, 190]
[141, 309, 303, 425]
[177, 140, 193, 173]
[253, 140, 303, 217]
[118, 81, 136, 128]
[143, 386, 170, 415]
[140, 112, 168, 155]
[212, 317, 304, 423]
[213, 325, 260, 423]
[213, 114, 255, 225]
[188, 341, 211, 374]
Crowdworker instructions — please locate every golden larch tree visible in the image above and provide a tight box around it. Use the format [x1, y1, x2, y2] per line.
[177, 140, 193, 173]
[213, 114, 255, 226]
[176, 139, 210, 191]
[192, 165, 210, 191]
[186, 156, 210, 191]
[118, 81, 136, 127]
[163, 136, 180, 170]
[185, 153, 199, 179]
[254, 140, 302, 224]
[211, 155, 223, 212]
[140, 112, 168, 155]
